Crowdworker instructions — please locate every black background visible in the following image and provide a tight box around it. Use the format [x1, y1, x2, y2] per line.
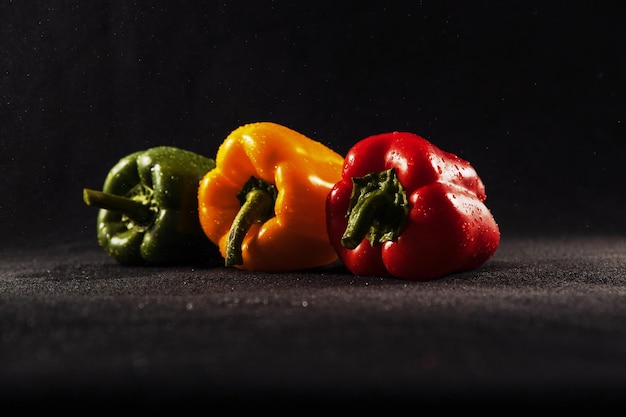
[2, 0, 625, 247]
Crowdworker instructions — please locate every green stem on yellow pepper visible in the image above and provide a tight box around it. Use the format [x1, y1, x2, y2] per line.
[226, 177, 277, 267]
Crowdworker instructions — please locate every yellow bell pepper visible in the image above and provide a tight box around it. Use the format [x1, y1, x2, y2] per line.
[198, 122, 344, 272]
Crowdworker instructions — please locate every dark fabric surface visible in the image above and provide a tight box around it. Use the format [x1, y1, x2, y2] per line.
[2, 235, 626, 410]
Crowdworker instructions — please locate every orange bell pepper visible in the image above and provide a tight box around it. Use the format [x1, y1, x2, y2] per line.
[198, 122, 344, 272]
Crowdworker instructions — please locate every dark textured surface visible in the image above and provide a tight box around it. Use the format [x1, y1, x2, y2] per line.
[2, 235, 626, 409]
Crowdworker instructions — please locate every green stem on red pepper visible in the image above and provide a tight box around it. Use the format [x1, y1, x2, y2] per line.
[226, 176, 278, 267]
[342, 168, 408, 249]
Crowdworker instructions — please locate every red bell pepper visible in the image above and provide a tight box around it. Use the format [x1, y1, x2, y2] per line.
[325, 131, 500, 281]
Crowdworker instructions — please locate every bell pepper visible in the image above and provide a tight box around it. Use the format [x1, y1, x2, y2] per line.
[83, 146, 219, 266]
[197, 121, 344, 272]
[325, 131, 500, 281]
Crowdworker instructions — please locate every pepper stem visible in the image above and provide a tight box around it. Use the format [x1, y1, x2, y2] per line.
[83, 188, 155, 225]
[225, 177, 278, 267]
[341, 168, 409, 249]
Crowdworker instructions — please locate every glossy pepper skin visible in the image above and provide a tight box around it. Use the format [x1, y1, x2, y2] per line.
[83, 146, 219, 266]
[198, 122, 344, 272]
[326, 132, 500, 281]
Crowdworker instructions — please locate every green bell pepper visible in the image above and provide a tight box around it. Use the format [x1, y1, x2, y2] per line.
[83, 146, 220, 266]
